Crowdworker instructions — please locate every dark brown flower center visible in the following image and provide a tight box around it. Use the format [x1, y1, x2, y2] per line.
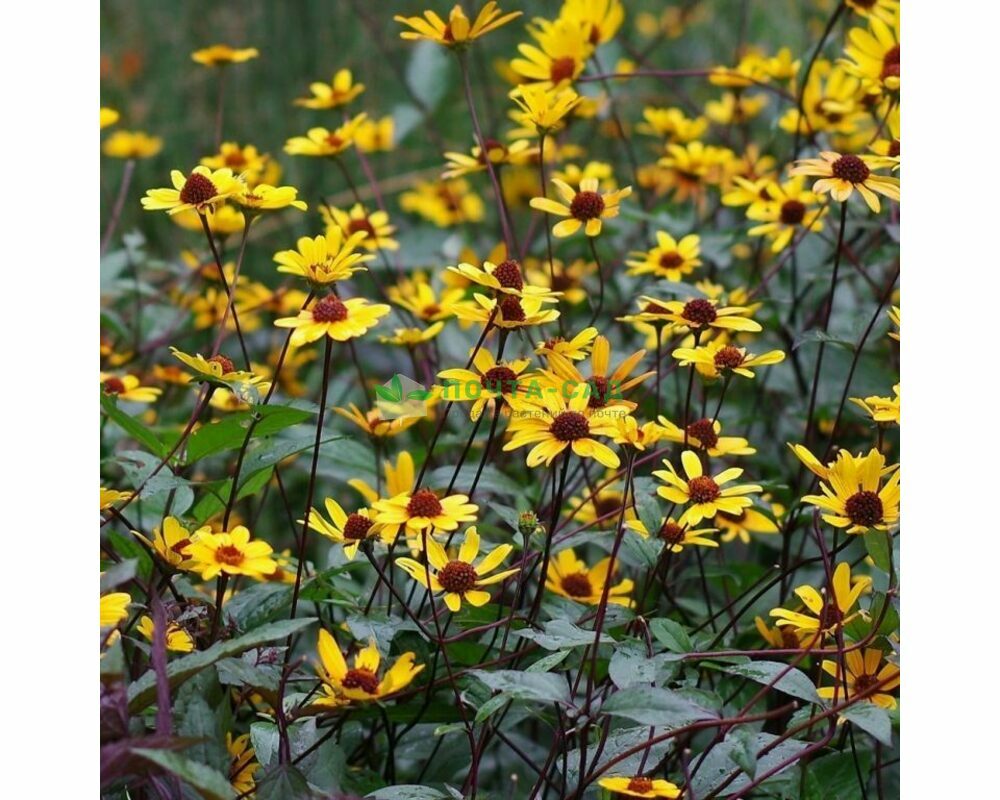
[594, 495, 622, 519]
[569, 190, 606, 221]
[407, 489, 443, 518]
[819, 600, 844, 630]
[103, 377, 127, 395]
[550, 272, 573, 291]
[643, 301, 670, 315]
[853, 672, 880, 694]
[550, 410, 589, 441]
[437, 560, 479, 594]
[686, 418, 719, 449]
[179, 172, 218, 206]
[682, 298, 717, 326]
[627, 777, 654, 793]
[659, 251, 685, 270]
[880, 45, 900, 81]
[550, 57, 576, 84]
[208, 354, 235, 374]
[325, 133, 345, 148]
[714, 346, 746, 370]
[561, 572, 592, 597]
[888, 139, 900, 158]
[688, 475, 720, 504]
[348, 217, 376, 236]
[844, 490, 883, 527]
[343, 513, 373, 540]
[214, 544, 245, 566]
[312, 295, 348, 322]
[780, 627, 800, 648]
[587, 376, 610, 408]
[831, 154, 871, 184]
[169, 537, 192, 556]
[481, 366, 519, 395]
[543, 336, 565, 350]
[341, 667, 380, 694]
[224, 151, 248, 168]
[659, 520, 686, 544]
[780, 200, 807, 225]
[493, 259, 524, 290]
[499, 296, 526, 322]
[479, 138, 506, 162]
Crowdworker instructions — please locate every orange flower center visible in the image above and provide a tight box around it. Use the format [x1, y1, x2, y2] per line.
[688, 475, 721, 504]
[348, 217, 376, 236]
[682, 298, 717, 326]
[831, 155, 871, 184]
[499, 296, 526, 322]
[492, 259, 524, 290]
[341, 667, 380, 694]
[569, 190, 605, 221]
[659, 520, 686, 544]
[208, 354, 235, 374]
[343, 513, 373, 540]
[686, 418, 719, 449]
[214, 544, 245, 566]
[549, 57, 576, 84]
[550, 410, 589, 442]
[103, 377, 126, 395]
[780, 200, 806, 225]
[659, 251, 685, 269]
[880, 45, 900, 82]
[713, 346, 745, 370]
[179, 173, 218, 206]
[407, 489, 443, 518]
[481, 366, 519, 395]
[627, 777, 654, 793]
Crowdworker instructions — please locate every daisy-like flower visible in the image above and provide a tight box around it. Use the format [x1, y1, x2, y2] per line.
[275, 294, 390, 346]
[716, 501, 782, 544]
[530, 177, 632, 238]
[397, 527, 518, 611]
[888, 306, 900, 341]
[349, 451, 415, 507]
[284, 114, 368, 158]
[626, 231, 702, 281]
[539, 335, 654, 412]
[559, 0, 625, 45]
[439, 348, 533, 420]
[136, 616, 196, 653]
[355, 115, 395, 153]
[100, 107, 119, 129]
[654, 140, 733, 203]
[791, 151, 899, 213]
[451, 294, 560, 329]
[755, 616, 805, 649]
[315, 630, 424, 705]
[387, 274, 464, 320]
[101, 487, 133, 511]
[234, 183, 307, 214]
[295, 68, 365, 109]
[508, 83, 582, 136]
[132, 516, 196, 569]
[637, 106, 709, 142]
[654, 297, 762, 335]
[200, 142, 274, 183]
[395, 2, 521, 46]
[535, 327, 599, 361]
[102, 131, 163, 160]
[598, 775, 681, 798]
[524, 257, 595, 305]
[654, 451, 762, 526]
[746, 175, 828, 253]
[173, 204, 247, 236]
[851, 384, 900, 425]
[846, 0, 899, 24]
[655, 416, 755, 458]
[672, 340, 786, 379]
[334, 403, 425, 438]
[304, 497, 381, 559]
[101, 373, 161, 403]
[447, 258, 559, 300]
[545, 548, 633, 606]
[170, 348, 254, 385]
[841, 14, 900, 97]
[373, 488, 478, 541]
[274, 232, 373, 286]
[705, 91, 769, 125]
[321, 203, 399, 252]
[100, 592, 131, 628]
[770, 562, 872, 642]
[226, 733, 260, 796]
[797, 446, 900, 533]
[612, 416, 667, 452]
[183, 525, 277, 580]
[511, 17, 594, 87]
[626, 516, 719, 553]
[568, 483, 635, 529]
[504, 390, 623, 469]
[443, 138, 537, 179]
[191, 45, 259, 66]
[379, 322, 445, 347]
[400, 178, 484, 226]
[817, 647, 900, 709]
[778, 61, 864, 137]
[141, 166, 244, 215]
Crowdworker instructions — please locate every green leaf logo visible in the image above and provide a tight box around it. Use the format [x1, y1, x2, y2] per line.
[374, 384, 401, 402]
[406, 389, 432, 401]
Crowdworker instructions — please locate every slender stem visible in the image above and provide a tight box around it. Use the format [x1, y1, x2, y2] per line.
[101, 159, 136, 256]
[214, 67, 228, 149]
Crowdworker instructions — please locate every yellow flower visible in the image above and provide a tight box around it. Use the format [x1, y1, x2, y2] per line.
[451, 293, 560, 329]
[887, 306, 900, 341]
[796, 446, 900, 533]
[568, 483, 636, 528]
[524, 257, 594, 305]
[191, 45, 259, 66]
[673, 340, 786, 380]
[100, 487, 133, 511]
[598, 775, 681, 798]
[387, 274, 464, 319]
[380, 322, 445, 347]
[791, 151, 899, 212]
[654, 450, 761, 526]
[132, 516, 196, 569]
[841, 14, 900, 96]
[100, 107, 119, 129]
[284, 114, 368, 157]
[770, 561, 872, 641]
[539, 335, 654, 412]
[443, 138, 537, 179]
[334, 404, 425, 439]
[397, 527, 518, 611]
[746, 175, 828, 253]
[705, 91, 769, 124]
[322, 203, 399, 252]
[535, 327, 599, 361]
[626, 231, 702, 281]
[439, 348, 532, 420]
[511, 18, 593, 87]
[611, 417, 666, 452]
[851, 384, 900, 425]
[508, 84, 582, 136]
[100, 592, 131, 628]
[355, 115, 395, 153]
[305, 498, 381, 559]
[637, 106, 709, 142]
[755, 616, 804, 649]
[400, 178, 484, 227]
[295, 68, 364, 109]
[170, 348, 254, 385]
[654, 141, 733, 202]
[395, 2, 521, 46]
[226, 733, 260, 796]
[654, 416, 755, 458]
[275, 294, 389, 346]
[102, 130, 163, 159]
[234, 183, 307, 213]
[779, 61, 864, 137]
[504, 388, 623, 469]
[136, 616, 195, 653]
[316, 631, 424, 705]
[545, 548, 633, 606]
[172, 204, 246, 236]
[817, 647, 900, 709]
[274, 231, 373, 287]
[559, 0, 625, 45]
[101, 373, 161, 403]
[627, 516, 719, 553]
[530, 177, 632, 238]
[373, 488, 478, 542]
[141, 166, 245, 215]
[653, 297, 761, 335]
[183, 525, 277, 580]
[716, 501, 783, 544]
[349, 451, 415, 506]
[200, 142, 279, 187]
[447, 258, 560, 300]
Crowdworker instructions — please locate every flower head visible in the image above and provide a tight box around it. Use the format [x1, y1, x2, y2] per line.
[295, 68, 364, 109]
[626, 515, 719, 553]
[275, 294, 390, 346]
[304, 498, 381, 559]
[316, 630, 423, 705]
[796, 445, 900, 533]
[191, 45, 259, 66]
[817, 647, 900, 709]
[395, 2, 521, 46]
[284, 114, 368, 158]
[545, 548, 633, 606]
[101, 373, 161, 403]
[132, 516, 196, 569]
[791, 151, 899, 212]
[654, 450, 761, 525]
[598, 776, 681, 798]
[321, 203, 398, 252]
[672, 340, 786, 379]
[530, 177, 632, 238]
[183, 525, 277, 580]
[102, 131, 163, 160]
[508, 84, 582, 136]
[373, 488, 478, 542]
[141, 166, 245, 215]
[770, 562, 872, 641]
[274, 232, 373, 286]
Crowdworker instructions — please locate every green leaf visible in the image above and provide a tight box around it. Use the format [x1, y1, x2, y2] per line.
[863, 530, 892, 572]
[474, 693, 510, 723]
[649, 618, 694, 653]
[128, 617, 316, 712]
[250, 721, 281, 767]
[512, 619, 614, 651]
[374, 385, 399, 402]
[101, 392, 167, 457]
[840, 701, 893, 745]
[405, 40, 454, 110]
[367, 786, 449, 800]
[526, 650, 571, 673]
[223, 581, 293, 630]
[728, 727, 758, 779]
[720, 661, 822, 705]
[100, 558, 138, 592]
[600, 686, 717, 726]
[608, 642, 682, 688]
[132, 748, 235, 800]
[469, 669, 572, 705]
[185, 406, 312, 464]
[802, 750, 872, 800]
[106, 530, 153, 580]
[256, 764, 321, 799]
[689, 733, 809, 797]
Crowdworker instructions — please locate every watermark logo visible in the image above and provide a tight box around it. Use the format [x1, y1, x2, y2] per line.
[374, 374, 433, 421]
